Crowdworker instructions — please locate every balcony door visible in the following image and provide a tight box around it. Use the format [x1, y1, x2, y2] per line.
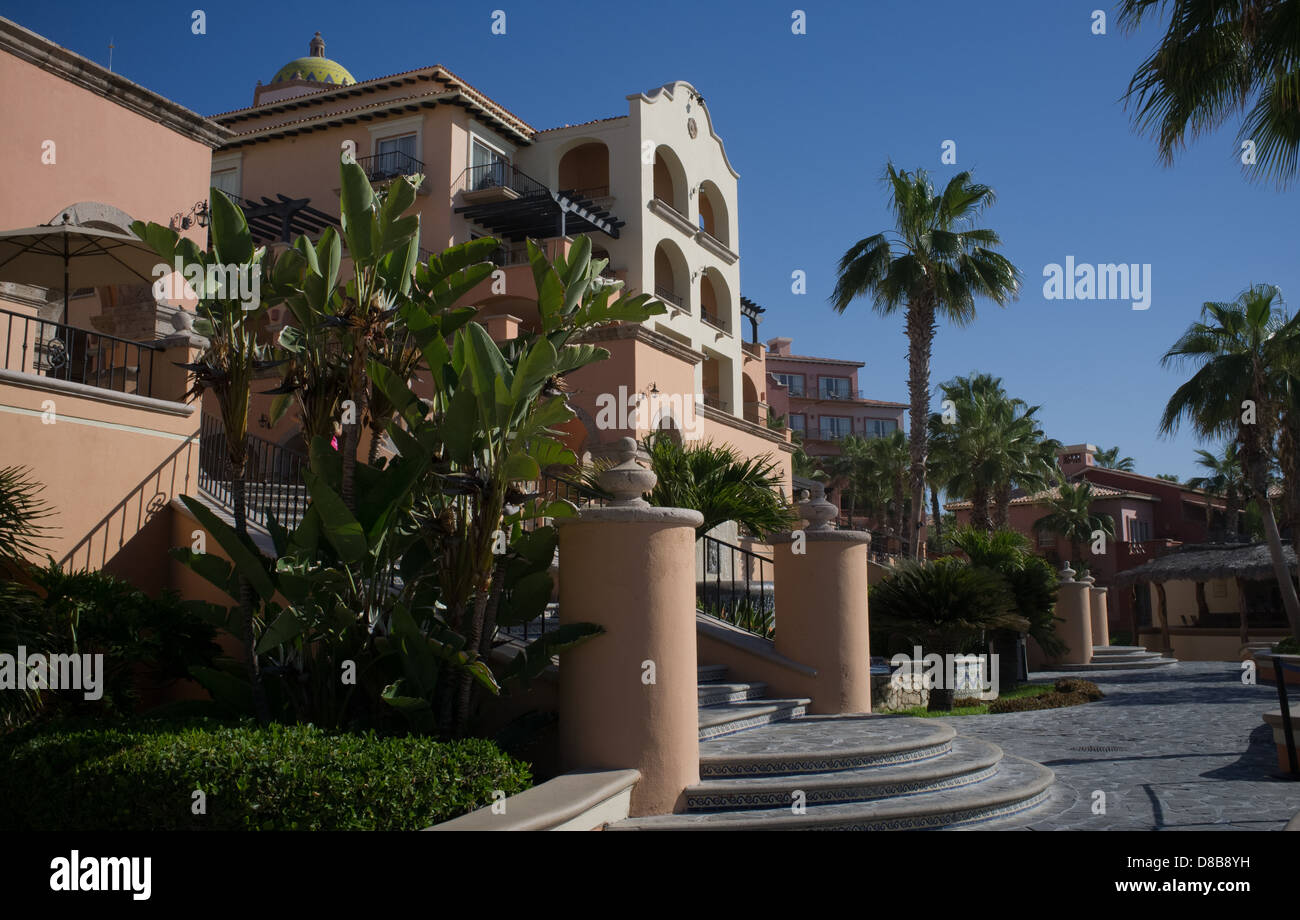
[472, 138, 509, 190]
[375, 133, 418, 180]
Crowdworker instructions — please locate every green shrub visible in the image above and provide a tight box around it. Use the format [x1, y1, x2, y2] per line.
[1053, 678, 1103, 700]
[1, 565, 221, 727]
[0, 719, 531, 830]
[988, 690, 1093, 713]
[1272, 637, 1300, 654]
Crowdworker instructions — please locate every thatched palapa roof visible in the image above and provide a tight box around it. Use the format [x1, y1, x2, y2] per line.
[1112, 542, 1299, 586]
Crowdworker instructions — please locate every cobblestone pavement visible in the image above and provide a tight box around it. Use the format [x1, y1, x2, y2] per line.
[935, 661, 1300, 830]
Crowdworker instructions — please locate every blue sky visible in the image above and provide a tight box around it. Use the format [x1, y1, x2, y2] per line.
[4, 0, 1289, 480]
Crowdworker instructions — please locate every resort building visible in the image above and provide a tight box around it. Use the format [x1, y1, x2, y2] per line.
[947, 442, 1254, 655]
[764, 336, 907, 458]
[0, 16, 225, 587]
[207, 34, 794, 491]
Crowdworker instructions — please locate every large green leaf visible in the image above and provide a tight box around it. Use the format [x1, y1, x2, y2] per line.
[178, 495, 276, 603]
[209, 188, 254, 266]
[339, 160, 376, 263]
[256, 607, 312, 654]
[302, 470, 368, 565]
[502, 622, 604, 688]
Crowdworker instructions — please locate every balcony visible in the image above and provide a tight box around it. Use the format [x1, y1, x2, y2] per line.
[701, 311, 730, 335]
[357, 150, 425, 184]
[455, 164, 624, 241]
[1, 306, 162, 399]
[655, 284, 687, 312]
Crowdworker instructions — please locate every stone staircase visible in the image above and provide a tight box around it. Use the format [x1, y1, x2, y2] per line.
[1055, 644, 1178, 671]
[696, 664, 810, 740]
[610, 665, 1055, 830]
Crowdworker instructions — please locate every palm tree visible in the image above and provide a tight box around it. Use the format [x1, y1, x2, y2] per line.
[637, 436, 795, 539]
[1160, 284, 1300, 639]
[826, 434, 871, 525]
[830, 164, 1020, 559]
[933, 373, 1058, 530]
[1119, 0, 1300, 187]
[1032, 480, 1116, 574]
[1095, 446, 1136, 471]
[1187, 442, 1245, 542]
[865, 429, 911, 553]
[0, 465, 52, 574]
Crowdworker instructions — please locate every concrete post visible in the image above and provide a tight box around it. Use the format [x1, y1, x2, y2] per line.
[1055, 563, 1093, 665]
[556, 438, 703, 816]
[1089, 584, 1110, 647]
[770, 483, 872, 714]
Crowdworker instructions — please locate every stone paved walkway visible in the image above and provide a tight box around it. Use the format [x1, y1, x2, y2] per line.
[937, 661, 1300, 830]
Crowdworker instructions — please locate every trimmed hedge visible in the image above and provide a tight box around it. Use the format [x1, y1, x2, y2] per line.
[0, 719, 531, 830]
[988, 679, 1104, 714]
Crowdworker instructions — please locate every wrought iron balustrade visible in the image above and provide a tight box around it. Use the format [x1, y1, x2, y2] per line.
[698, 535, 774, 638]
[0, 306, 161, 398]
[358, 150, 425, 183]
[198, 413, 309, 530]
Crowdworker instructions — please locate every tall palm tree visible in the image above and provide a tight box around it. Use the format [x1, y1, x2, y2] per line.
[1095, 446, 1137, 471]
[1159, 284, 1300, 639]
[1032, 480, 1116, 573]
[1119, 0, 1300, 187]
[827, 434, 871, 524]
[1187, 441, 1245, 541]
[864, 429, 910, 553]
[830, 165, 1020, 559]
[933, 373, 1058, 530]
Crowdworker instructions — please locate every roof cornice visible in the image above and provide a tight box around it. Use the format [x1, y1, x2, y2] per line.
[0, 16, 231, 149]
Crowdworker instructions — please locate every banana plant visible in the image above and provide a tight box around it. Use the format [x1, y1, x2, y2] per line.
[133, 189, 278, 721]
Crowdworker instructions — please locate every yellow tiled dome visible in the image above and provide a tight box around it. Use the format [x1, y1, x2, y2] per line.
[270, 32, 355, 86]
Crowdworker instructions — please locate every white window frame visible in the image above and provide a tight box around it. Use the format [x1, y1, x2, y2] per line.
[819, 415, 852, 440]
[368, 115, 424, 165]
[772, 373, 804, 397]
[210, 152, 243, 199]
[819, 375, 851, 399]
[788, 413, 805, 433]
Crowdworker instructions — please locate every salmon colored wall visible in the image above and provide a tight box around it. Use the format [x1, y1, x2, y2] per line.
[0, 375, 199, 573]
[0, 54, 212, 231]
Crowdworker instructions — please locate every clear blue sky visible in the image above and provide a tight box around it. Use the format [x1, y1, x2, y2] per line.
[5, 0, 1290, 480]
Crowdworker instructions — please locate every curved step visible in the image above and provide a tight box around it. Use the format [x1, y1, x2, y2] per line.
[1056, 657, 1178, 671]
[613, 755, 1054, 830]
[1092, 645, 1150, 655]
[697, 664, 728, 682]
[698, 698, 809, 740]
[686, 736, 1003, 810]
[700, 715, 955, 777]
[698, 681, 768, 706]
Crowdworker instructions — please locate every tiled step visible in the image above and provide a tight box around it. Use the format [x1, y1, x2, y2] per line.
[685, 736, 1003, 810]
[697, 681, 769, 706]
[697, 664, 728, 683]
[698, 698, 810, 740]
[1092, 645, 1150, 656]
[612, 755, 1054, 831]
[699, 715, 955, 777]
[1056, 657, 1178, 671]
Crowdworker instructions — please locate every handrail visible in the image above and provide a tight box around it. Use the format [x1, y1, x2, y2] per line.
[698, 534, 774, 638]
[1275, 655, 1299, 775]
[198, 413, 310, 530]
[459, 162, 551, 199]
[0, 306, 162, 399]
[357, 151, 425, 182]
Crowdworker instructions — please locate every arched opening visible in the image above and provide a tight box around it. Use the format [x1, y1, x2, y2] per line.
[697, 180, 729, 246]
[652, 145, 688, 215]
[699, 267, 731, 332]
[557, 142, 611, 199]
[653, 240, 689, 312]
[742, 373, 760, 424]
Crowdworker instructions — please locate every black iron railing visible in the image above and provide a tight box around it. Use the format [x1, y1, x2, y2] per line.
[701, 311, 728, 332]
[698, 535, 774, 638]
[358, 151, 425, 183]
[654, 284, 685, 310]
[199, 413, 310, 530]
[463, 162, 550, 198]
[1, 306, 161, 398]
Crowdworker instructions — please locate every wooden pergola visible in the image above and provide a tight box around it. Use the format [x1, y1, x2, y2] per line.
[1113, 542, 1299, 653]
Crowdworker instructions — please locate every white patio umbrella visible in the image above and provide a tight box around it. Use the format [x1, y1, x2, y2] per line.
[0, 222, 164, 319]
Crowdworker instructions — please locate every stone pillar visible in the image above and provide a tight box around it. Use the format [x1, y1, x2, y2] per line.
[1089, 584, 1110, 647]
[556, 438, 703, 816]
[1054, 563, 1093, 665]
[770, 483, 872, 714]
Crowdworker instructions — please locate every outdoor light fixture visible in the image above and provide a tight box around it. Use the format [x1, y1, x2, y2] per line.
[172, 200, 211, 231]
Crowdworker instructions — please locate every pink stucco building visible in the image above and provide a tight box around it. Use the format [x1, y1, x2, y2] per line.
[763, 336, 907, 458]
